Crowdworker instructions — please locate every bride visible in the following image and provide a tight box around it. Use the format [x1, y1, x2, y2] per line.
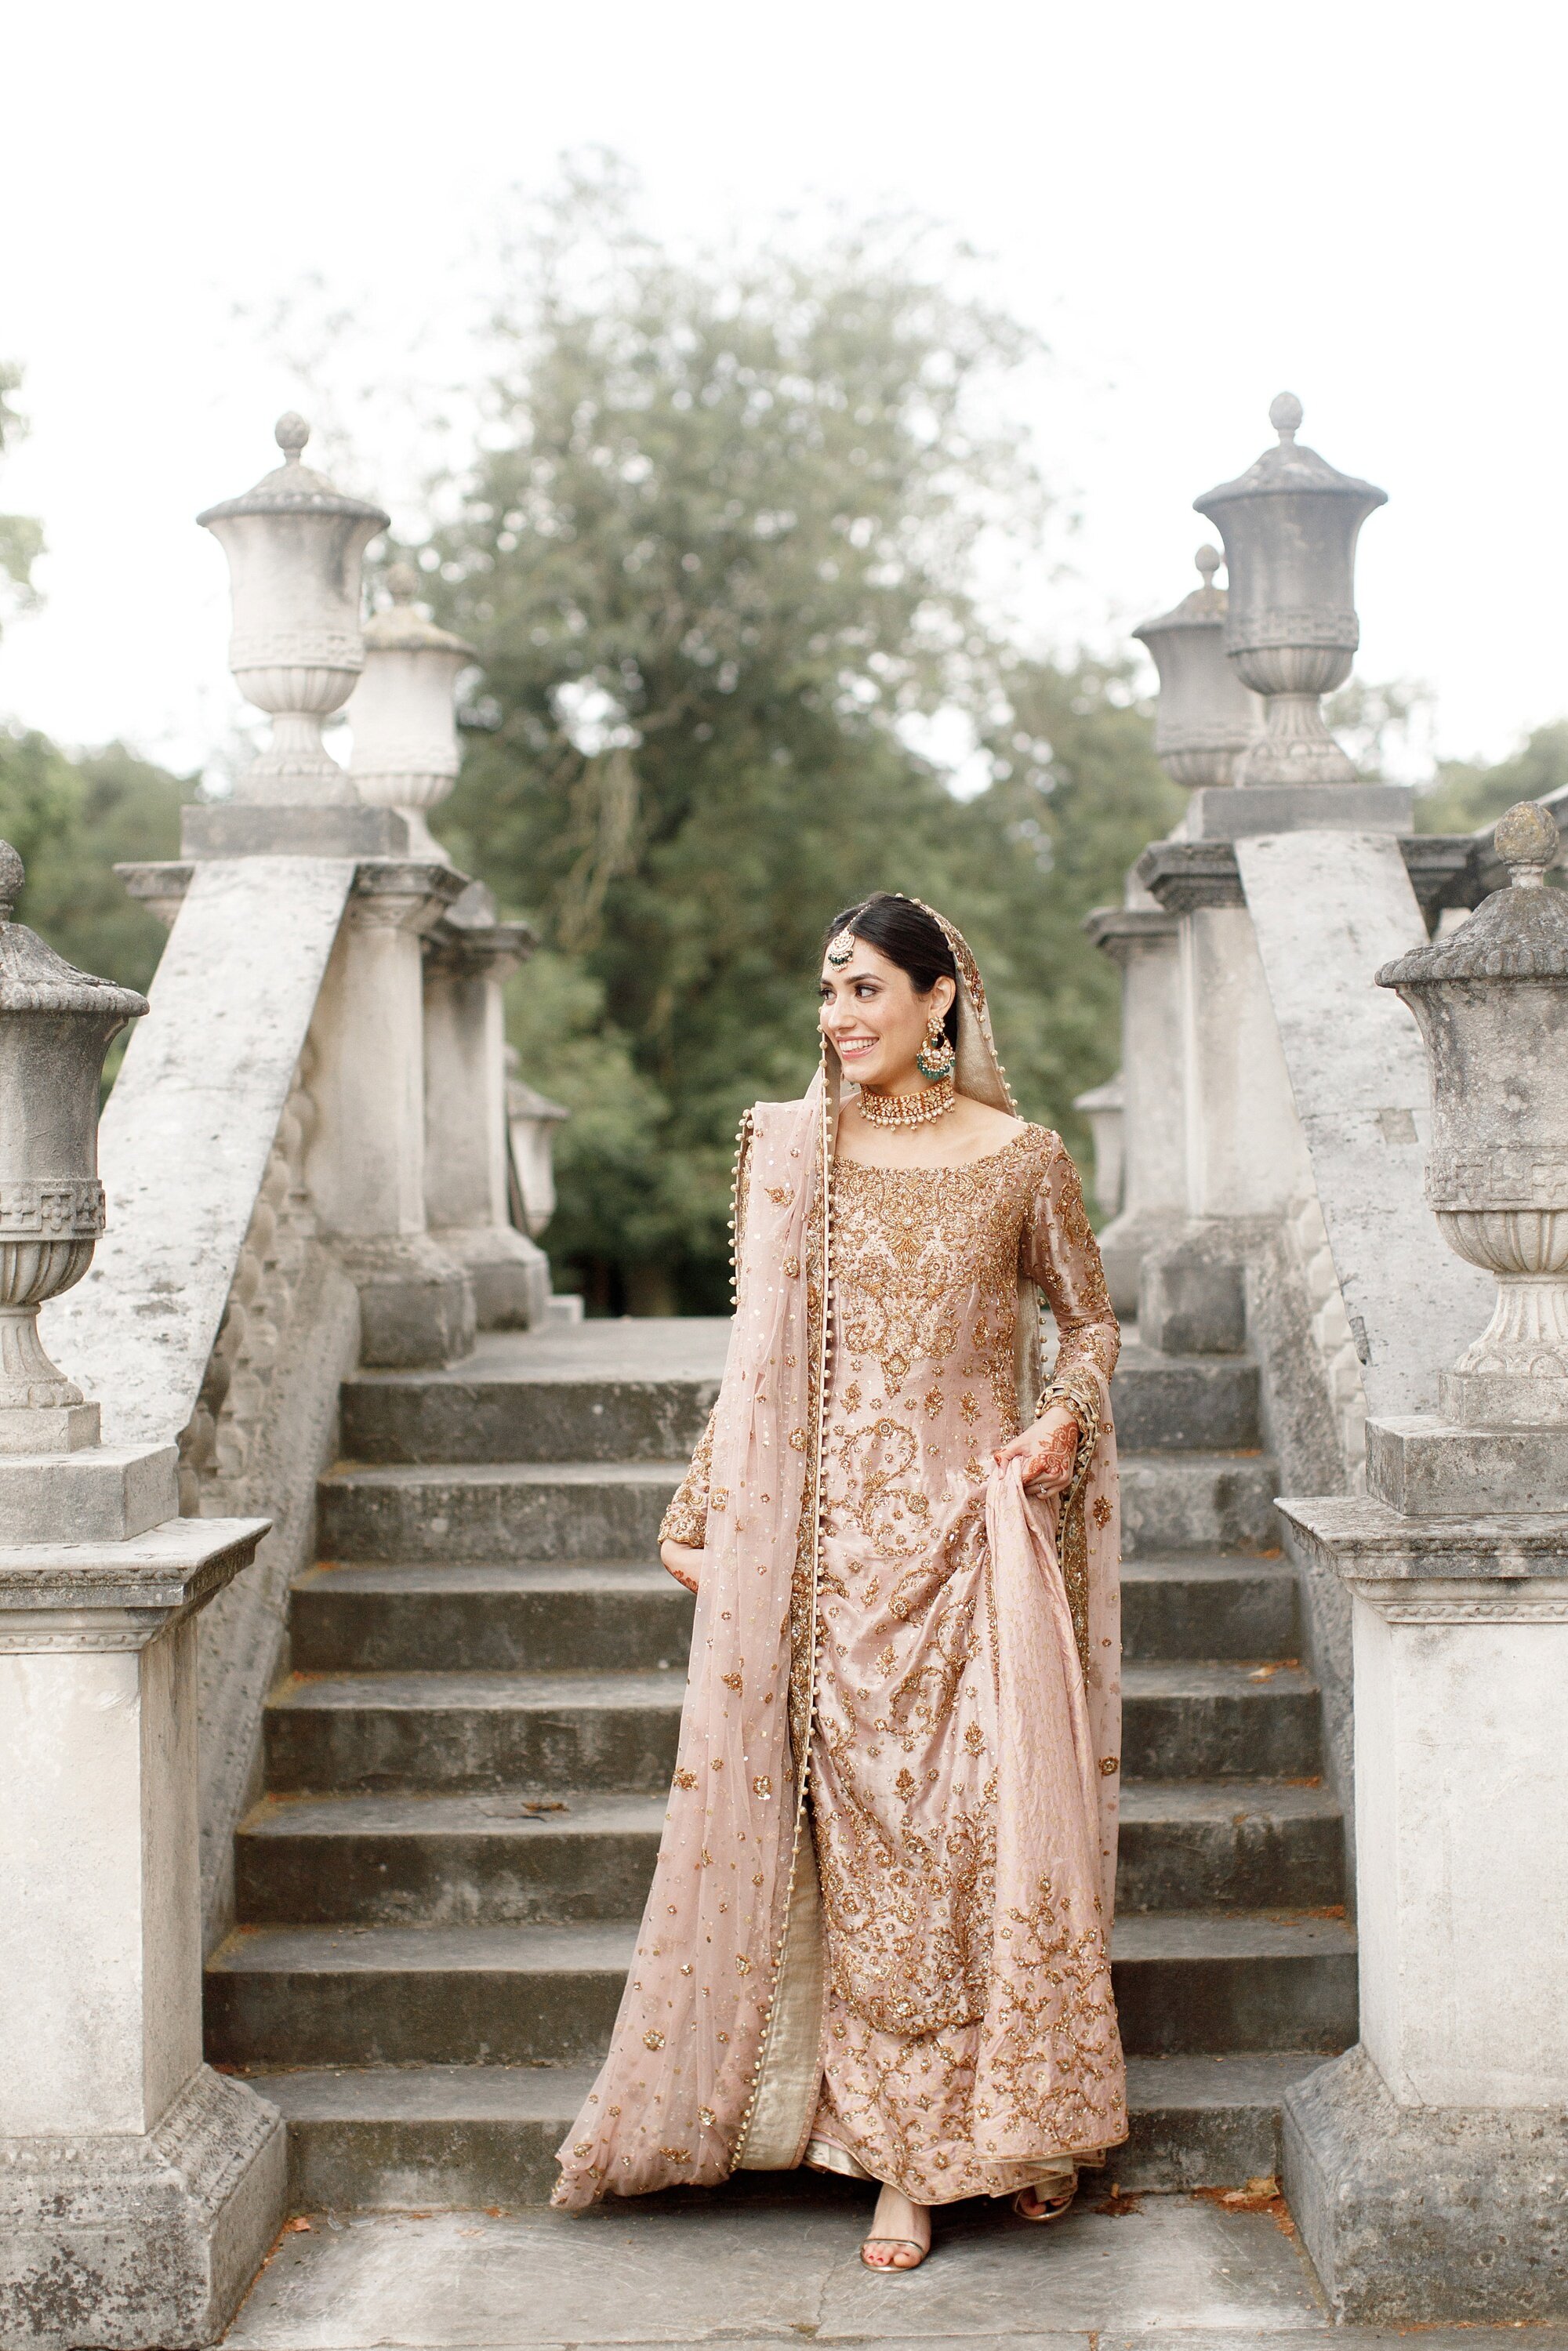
[553, 892, 1126, 2269]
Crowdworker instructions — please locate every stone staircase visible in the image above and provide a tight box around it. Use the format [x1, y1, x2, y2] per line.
[205, 1315, 1355, 2211]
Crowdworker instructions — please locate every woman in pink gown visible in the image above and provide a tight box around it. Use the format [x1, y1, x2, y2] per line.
[553, 894, 1125, 2269]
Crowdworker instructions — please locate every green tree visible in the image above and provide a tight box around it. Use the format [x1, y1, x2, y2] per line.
[1415, 721, 1568, 834]
[0, 728, 184, 995]
[0, 362, 44, 638]
[430, 168, 1069, 1308]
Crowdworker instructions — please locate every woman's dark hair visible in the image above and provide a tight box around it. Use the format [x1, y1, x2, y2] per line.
[822, 893, 960, 1050]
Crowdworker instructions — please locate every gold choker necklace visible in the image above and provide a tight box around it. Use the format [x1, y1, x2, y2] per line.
[857, 1076, 956, 1127]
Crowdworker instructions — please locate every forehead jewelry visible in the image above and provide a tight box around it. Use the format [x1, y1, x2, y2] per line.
[826, 927, 856, 967]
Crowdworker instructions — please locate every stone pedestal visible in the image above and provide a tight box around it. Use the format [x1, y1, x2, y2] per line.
[306, 862, 475, 1368]
[423, 891, 549, 1330]
[0, 1516, 282, 2349]
[1276, 1491, 1568, 2321]
[1082, 904, 1187, 1313]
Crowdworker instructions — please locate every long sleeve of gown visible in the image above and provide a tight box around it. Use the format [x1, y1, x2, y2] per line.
[1022, 1137, 1120, 1468]
[658, 1110, 754, 1551]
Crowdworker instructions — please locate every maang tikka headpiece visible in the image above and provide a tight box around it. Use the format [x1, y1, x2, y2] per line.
[826, 927, 857, 967]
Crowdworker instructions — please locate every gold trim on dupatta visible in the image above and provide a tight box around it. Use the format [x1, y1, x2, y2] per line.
[732, 1046, 837, 2168]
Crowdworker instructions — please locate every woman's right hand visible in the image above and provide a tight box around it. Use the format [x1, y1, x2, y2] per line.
[660, 1538, 703, 1595]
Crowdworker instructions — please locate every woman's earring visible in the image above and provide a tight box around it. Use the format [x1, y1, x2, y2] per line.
[916, 1010, 956, 1082]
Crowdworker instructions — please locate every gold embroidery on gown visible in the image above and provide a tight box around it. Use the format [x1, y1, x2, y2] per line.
[659, 1124, 1122, 2204]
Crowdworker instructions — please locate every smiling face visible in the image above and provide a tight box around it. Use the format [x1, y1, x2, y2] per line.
[818, 936, 956, 1094]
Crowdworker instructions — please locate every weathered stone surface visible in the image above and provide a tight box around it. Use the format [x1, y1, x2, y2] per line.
[1237, 831, 1494, 1421]
[1117, 1662, 1322, 1780]
[288, 1561, 695, 1674]
[181, 805, 416, 859]
[1135, 1250, 1247, 1356]
[0, 1439, 177, 1543]
[1286, 2045, 1568, 2323]
[0, 2066, 285, 2351]
[316, 1460, 682, 1564]
[1367, 1412, 1568, 1512]
[1181, 782, 1411, 836]
[1119, 1556, 1298, 1660]
[1117, 1452, 1279, 1555]
[44, 858, 355, 1449]
[1112, 1344, 1259, 1449]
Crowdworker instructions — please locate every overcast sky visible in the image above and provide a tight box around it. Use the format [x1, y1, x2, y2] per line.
[2, 1, 1559, 785]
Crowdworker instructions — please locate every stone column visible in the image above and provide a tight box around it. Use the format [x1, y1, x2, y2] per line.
[1081, 904, 1185, 1313]
[1278, 806, 1568, 2325]
[305, 859, 475, 1367]
[423, 886, 551, 1328]
[0, 843, 280, 2349]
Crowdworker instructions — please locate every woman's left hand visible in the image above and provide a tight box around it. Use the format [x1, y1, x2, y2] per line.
[993, 1405, 1080, 1493]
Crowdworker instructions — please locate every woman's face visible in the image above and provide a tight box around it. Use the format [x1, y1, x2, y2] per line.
[818, 937, 955, 1092]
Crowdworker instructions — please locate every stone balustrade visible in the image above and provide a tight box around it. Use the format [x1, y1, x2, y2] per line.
[1278, 808, 1568, 2323]
[0, 844, 281, 2347]
[41, 415, 563, 1962]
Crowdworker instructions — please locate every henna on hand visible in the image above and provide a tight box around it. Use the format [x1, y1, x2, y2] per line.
[660, 1539, 703, 1595]
[992, 1408, 1081, 1493]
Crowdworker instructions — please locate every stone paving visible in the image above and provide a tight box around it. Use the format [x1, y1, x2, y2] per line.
[222, 2179, 1568, 2349]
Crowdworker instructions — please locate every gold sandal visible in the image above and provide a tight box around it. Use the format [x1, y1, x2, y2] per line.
[1013, 2178, 1076, 2222]
[861, 2236, 928, 2271]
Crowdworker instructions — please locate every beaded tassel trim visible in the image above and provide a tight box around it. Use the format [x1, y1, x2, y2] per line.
[856, 1076, 956, 1128]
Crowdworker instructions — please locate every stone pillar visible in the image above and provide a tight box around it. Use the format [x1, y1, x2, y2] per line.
[1278, 807, 1568, 2324]
[305, 860, 476, 1368]
[1080, 905, 1185, 1313]
[423, 887, 551, 1328]
[0, 843, 280, 2348]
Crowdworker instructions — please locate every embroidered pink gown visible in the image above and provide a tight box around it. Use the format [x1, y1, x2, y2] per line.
[655, 1123, 1122, 2202]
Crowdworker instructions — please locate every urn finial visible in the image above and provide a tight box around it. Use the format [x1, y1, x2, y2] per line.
[0, 839, 22, 924]
[1269, 390, 1304, 444]
[198, 416, 390, 808]
[1494, 800, 1559, 890]
[386, 561, 421, 604]
[1195, 544, 1221, 590]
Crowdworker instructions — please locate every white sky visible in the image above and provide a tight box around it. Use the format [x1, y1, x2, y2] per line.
[2, 0, 1561, 783]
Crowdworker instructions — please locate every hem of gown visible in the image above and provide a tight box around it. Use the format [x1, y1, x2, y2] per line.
[802, 2129, 1095, 2205]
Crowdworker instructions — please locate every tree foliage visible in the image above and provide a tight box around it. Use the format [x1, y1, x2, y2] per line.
[427, 169, 1164, 1308]
[0, 729, 184, 993]
[1415, 721, 1568, 835]
[0, 363, 44, 639]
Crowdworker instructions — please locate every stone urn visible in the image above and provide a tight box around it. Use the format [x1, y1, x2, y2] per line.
[198, 413, 390, 806]
[349, 564, 478, 861]
[1377, 800, 1568, 1425]
[0, 840, 147, 1447]
[1132, 545, 1261, 787]
[1195, 394, 1386, 787]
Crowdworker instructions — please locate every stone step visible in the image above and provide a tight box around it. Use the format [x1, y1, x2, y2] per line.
[1120, 1556, 1298, 1661]
[1119, 1662, 1322, 1780]
[294, 1555, 1300, 1677]
[264, 1671, 685, 1795]
[263, 1657, 1319, 1795]
[341, 1370, 719, 1468]
[235, 1776, 1340, 1928]
[1110, 1345, 1261, 1453]
[317, 1462, 683, 1565]
[1118, 1452, 1280, 1555]
[235, 1790, 670, 1926]
[246, 2050, 1326, 2210]
[1112, 1912, 1356, 2056]
[290, 1562, 695, 1675]
[1116, 1781, 1342, 1913]
[205, 1911, 1354, 2072]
